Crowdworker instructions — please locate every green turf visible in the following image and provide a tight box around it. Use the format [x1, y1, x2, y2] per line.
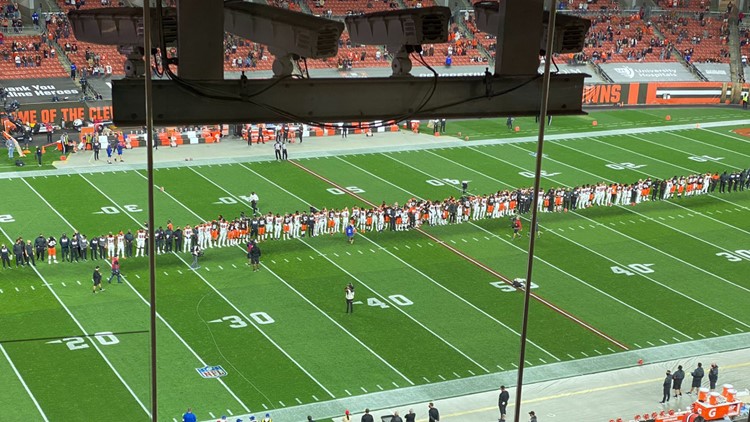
[1, 111, 749, 421]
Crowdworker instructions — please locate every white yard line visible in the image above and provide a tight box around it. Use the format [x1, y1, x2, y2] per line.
[416, 149, 750, 329]
[335, 156, 562, 360]
[0, 343, 50, 421]
[15, 181, 151, 417]
[666, 131, 750, 159]
[127, 171, 335, 398]
[497, 142, 750, 294]
[79, 173, 258, 413]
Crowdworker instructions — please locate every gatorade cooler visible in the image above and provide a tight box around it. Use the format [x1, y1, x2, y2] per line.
[698, 388, 710, 402]
[708, 392, 721, 405]
[725, 389, 737, 402]
[722, 384, 734, 396]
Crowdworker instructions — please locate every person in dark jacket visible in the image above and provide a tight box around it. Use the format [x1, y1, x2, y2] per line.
[498, 385, 510, 420]
[391, 411, 403, 422]
[688, 363, 704, 394]
[92, 265, 103, 293]
[660, 370, 672, 403]
[404, 409, 416, 422]
[428, 403, 440, 422]
[34, 234, 46, 261]
[13, 239, 25, 267]
[708, 364, 719, 391]
[672, 365, 685, 397]
[24, 240, 35, 266]
[248, 240, 261, 272]
[1, 244, 10, 269]
[360, 409, 374, 422]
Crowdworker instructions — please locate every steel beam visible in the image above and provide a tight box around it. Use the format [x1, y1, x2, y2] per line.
[112, 74, 586, 125]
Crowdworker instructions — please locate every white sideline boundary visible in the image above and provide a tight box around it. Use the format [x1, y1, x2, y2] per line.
[2, 119, 750, 180]
[0, 343, 50, 421]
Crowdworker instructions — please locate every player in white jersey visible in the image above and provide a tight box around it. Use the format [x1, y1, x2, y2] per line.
[106, 233, 115, 258]
[218, 220, 229, 247]
[292, 213, 301, 238]
[135, 229, 146, 257]
[183, 226, 193, 253]
[273, 214, 283, 240]
[116, 232, 125, 258]
[196, 223, 206, 249]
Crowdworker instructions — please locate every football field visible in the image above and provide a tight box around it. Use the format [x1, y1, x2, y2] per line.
[1, 111, 749, 421]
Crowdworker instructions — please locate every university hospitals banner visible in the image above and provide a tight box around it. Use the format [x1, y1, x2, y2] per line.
[583, 82, 744, 106]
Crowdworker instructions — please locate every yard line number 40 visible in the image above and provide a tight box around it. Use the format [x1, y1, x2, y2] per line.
[611, 263, 654, 276]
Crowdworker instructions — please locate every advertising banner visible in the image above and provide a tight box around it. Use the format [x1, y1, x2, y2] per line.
[0, 78, 81, 105]
[600, 62, 698, 83]
[584, 82, 744, 106]
[693, 63, 731, 82]
[10, 101, 113, 125]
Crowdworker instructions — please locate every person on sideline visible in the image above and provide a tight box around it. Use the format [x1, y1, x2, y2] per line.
[672, 365, 685, 397]
[688, 363, 704, 394]
[361, 408, 374, 422]
[342, 410, 352, 422]
[191, 240, 201, 270]
[660, 370, 672, 403]
[107, 256, 122, 283]
[182, 408, 197, 422]
[498, 385, 510, 420]
[428, 403, 440, 422]
[708, 363, 719, 391]
[529, 411, 537, 422]
[404, 409, 416, 422]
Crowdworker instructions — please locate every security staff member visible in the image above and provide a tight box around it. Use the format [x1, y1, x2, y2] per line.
[70, 235, 80, 262]
[719, 171, 728, 193]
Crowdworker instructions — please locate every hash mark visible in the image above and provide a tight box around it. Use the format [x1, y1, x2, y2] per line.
[135, 274, 140, 279]
[358, 250, 363, 254]
[423, 377, 431, 383]
[722, 329, 732, 334]
[659, 339, 668, 345]
[405, 245, 411, 249]
[393, 246, 399, 250]
[594, 350, 602, 355]
[524, 360, 532, 366]
[209, 413, 215, 418]
[376, 385, 383, 391]
[511, 363, 519, 368]
[678, 215, 685, 218]
[461, 239, 468, 243]
[163, 272, 169, 276]
[271, 260, 277, 264]
[473, 237, 480, 241]
[15, 287, 19, 292]
[589, 224, 596, 228]
[370, 249, 376, 253]
[438, 375, 446, 380]
[332, 254, 339, 258]
[279, 401, 285, 407]
[312, 395, 319, 401]
[539, 358, 547, 363]
[672, 337, 682, 342]
[580, 352, 589, 357]
[297, 257, 303, 261]
[344, 389, 351, 396]
[61, 282, 66, 287]
[416, 243, 423, 248]
[178, 270, 183, 274]
[361, 387, 367, 393]
[668, 216, 675, 220]
[497, 365, 504, 370]
[227, 409, 233, 416]
[309, 256, 315, 260]
[449, 240, 456, 244]
[346, 252, 351, 256]
[295, 398, 302, 405]
[579, 225, 586, 229]
[218, 265, 224, 270]
[205, 267, 210, 272]
[647, 341, 656, 346]
[231, 264, 237, 268]
[284, 258, 290, 262]
[262, 404, 269, 409]
[76, 280, 81, 285]
[392, 382, 399, 388]
[697, 333, 706, 338]
[710, 331, 719, 336]
[30, 285, 35, 290]
[484, 236, 491, 240]
[736, 327, 744, 332]
[468, 369, 476, 375]
[453, 372, 462, 378]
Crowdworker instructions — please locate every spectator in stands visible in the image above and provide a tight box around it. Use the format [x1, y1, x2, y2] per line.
[70, 62, 77, 79]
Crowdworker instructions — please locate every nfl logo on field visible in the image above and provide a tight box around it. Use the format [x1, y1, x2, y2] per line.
[196, 365, 228, 379]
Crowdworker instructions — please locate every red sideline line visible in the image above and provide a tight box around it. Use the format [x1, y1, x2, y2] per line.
[290, 160, 630, 351]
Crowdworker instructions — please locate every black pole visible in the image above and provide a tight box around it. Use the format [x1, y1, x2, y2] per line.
[143, 1, 158, 420]
[512, 0, 558, 421]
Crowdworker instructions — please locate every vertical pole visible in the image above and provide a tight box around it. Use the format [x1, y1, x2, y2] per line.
[143, 1, 158, 421]
[513, 1, 557, 422]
